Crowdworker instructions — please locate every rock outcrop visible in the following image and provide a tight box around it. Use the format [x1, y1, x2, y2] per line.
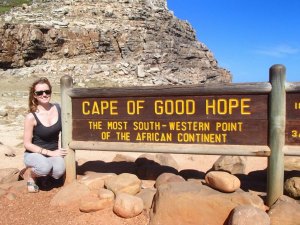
[0, 0, 231, 87]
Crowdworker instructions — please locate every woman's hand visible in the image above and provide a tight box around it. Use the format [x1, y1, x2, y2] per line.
[47, 148, 68, 157]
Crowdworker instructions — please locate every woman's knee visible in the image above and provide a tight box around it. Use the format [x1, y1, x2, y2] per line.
[51, 158, 66, 179]
[24, 153, 53, 176]
[34, 161, 53, 177]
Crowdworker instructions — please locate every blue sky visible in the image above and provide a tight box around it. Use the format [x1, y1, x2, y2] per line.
[167, 0, 300, 83]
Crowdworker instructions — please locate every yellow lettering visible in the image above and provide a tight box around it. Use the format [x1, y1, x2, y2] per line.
[99, 101, 108, 114]
[206, 98, 251, 115]
[107, 121, 128, 130]
[217, 99, 227, 115]
[177, 133, 227, 143]
[81, 100, 119, 115]
[133, 121, 161, 131]
[241, 98, 251, 115]
[206, 99, 216, 115]
[291, 130, 299, 138]
[82, 101, 90, 115]
[216, 122, 243, 132]
[155, 100, 164, 115]
[88, 121, 102, 130]
[100, 132, 110, 140]
[176, 100, 185, 115]
[92, 101, 100, 114]
[186, 100, 195, 115]
[165, 100, 174, 115]
[127, 100, 145, 115]
[228, 99, 239, 114]
[154, 99, 195, 115]
[116, 132, 130, 141]
[110, 100, 119, 115]
[135, 132, 172, 142]
[168, 121, 210, 131]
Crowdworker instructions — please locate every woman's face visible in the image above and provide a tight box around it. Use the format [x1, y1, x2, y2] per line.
[34, 83, 51, 104]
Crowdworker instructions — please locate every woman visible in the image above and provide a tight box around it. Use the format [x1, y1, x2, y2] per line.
[22, 77, 67, 192]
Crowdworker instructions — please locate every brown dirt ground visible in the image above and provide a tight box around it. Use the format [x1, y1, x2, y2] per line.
[0, 188, 150, 225]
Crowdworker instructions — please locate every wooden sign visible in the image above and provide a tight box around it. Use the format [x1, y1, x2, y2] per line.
[60, 65, 300, 207]
[72, 94, 268, 145]
[286, 93, 300, 145]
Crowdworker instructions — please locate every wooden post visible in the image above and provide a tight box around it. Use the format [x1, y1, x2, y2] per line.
[267, 64, 286, 206]
[60, 75, 76, 184]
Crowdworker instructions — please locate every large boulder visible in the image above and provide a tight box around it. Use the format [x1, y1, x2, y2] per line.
[50, 181, 91, 206]
[212, 155, 247, 174]
[268, 195, 300, 225]
[228, 205, 270, 225]
[0, 168, 19, 184]
[149, 181, 265, 225]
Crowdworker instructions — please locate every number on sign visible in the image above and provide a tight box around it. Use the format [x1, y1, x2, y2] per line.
[291, 130, 300, 138]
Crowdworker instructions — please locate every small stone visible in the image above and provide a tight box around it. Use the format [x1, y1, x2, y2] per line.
[136, 65, 146, 78]
[155, 173, 185, 188]
[6, 192, 17, 201]
[205, 171, 240, 192]
[98, 188, 115, 201]
[0, 188, 7, 197]
[113, 193, 144, 218]
[104, 173, 141, 195]
[79, 173, 105, 191]
[284, 177, 300, 198]
[79, 195, 113, 213]
[136, 188, 156, 210]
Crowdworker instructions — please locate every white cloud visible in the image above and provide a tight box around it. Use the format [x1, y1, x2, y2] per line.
[254, 44, 299, 57]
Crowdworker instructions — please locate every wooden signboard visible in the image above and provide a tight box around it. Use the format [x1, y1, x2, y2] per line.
[72, 94, 268, 145]
[286, 93, 300, 145]
[60, 64, 299, 207]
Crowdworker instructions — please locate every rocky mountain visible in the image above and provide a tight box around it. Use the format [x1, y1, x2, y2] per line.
[0, 0, 231, 87]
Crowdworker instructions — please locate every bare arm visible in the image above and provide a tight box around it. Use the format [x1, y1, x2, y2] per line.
[23, 113, 42, 153]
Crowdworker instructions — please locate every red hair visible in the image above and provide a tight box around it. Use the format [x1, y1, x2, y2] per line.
[28, 77, 52, 113]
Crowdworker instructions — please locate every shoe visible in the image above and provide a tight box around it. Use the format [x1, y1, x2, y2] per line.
[27, 181, 39, 193]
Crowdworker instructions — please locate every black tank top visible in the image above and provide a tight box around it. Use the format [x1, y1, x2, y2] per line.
[30, 104, 62, 151]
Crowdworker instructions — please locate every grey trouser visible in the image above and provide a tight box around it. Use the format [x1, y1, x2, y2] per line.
[24, 152, 66, 179]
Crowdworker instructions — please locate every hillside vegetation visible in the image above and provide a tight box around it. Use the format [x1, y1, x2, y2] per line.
[0, 0, 32, 14]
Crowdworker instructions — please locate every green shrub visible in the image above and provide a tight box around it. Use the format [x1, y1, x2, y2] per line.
[0, 0, 32, 15]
